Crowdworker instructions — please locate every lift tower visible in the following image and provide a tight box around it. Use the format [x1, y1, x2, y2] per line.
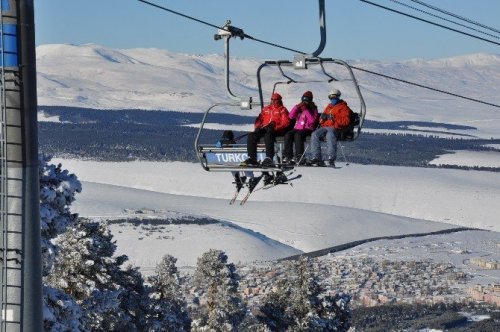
[1, 0, 42, 331]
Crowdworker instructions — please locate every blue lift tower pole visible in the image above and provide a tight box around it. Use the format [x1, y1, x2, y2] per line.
[1, 0, 42, 331]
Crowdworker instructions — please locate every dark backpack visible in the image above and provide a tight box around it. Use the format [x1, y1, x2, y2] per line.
[337, 112, 360, 141]
[216, 130, 236, 147]
[222, 130, 235, 142]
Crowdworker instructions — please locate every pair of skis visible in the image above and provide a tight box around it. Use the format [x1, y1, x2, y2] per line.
[229, 168, 300, 205]
[229, 175, 262, 205]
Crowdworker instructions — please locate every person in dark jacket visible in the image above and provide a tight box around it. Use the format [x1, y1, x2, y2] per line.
[241, 93, 290, 167]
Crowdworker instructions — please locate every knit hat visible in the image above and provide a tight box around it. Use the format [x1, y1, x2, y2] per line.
[302, 91, 313, 102]
[271, 93, 282, 100]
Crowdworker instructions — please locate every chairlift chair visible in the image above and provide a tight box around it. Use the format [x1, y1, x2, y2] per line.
[257, 57, 367, 142]
[195, 57, 367, 173]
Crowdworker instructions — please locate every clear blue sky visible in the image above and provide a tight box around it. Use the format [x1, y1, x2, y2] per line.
[35, 0, 500, 61]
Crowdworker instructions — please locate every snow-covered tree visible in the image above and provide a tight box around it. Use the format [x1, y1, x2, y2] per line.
[43, 286, 84, 332]
[191, 249, 246, 331]
[47, 220, 125, 300]
[81, 289, 133, 331]
[47, 219, 149, 331]
[39, 155, 82, 275]
[145, 255, 191, 331]
[287, 257, 325, 331]
[257, 279, 292, 331]
[258, 257, 351, 332]
[39, 156, 84, 330]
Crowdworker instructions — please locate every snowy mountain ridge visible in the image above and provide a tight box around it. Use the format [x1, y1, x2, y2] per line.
[36, 43, 500, 139]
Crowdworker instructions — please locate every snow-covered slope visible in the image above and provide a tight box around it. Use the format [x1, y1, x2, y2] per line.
[53, 158, 499, 268]
[37, 44, 259, 113]
[55, 160, 499, 232]
[37, 44, 500, 138]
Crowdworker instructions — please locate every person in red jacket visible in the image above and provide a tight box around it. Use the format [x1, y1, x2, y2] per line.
[310, 89, 353, 166]
[241, 93, 290, 167]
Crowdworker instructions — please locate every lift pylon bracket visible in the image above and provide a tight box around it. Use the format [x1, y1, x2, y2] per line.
[214, 20, 245, 40]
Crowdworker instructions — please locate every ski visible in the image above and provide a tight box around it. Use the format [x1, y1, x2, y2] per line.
[251, 170, 301, 192]
[229, 185, 243, 205]
[239, 176, 262, 205]
[262, 174, 302, 190]
[229, 175, 247, 205]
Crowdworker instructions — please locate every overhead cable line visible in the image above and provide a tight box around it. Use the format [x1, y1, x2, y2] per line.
[243, 35, 305, 55]
[389, 0, 499, 40]
[137, 0, 221, 30]
[359, 0, 500, 46]
[409, 0, 500, 35]
[137, 0, 305, 54]
[137, 0, 500, 110]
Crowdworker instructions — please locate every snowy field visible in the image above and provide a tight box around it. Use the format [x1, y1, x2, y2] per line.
[55, 158, 500, 274]
[430, 150, 500, 168]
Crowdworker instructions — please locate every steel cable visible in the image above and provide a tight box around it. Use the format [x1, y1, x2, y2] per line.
[137, 0, 500, 110]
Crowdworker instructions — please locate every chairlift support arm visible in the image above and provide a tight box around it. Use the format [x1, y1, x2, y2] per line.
[312, 0, 326, 57]
[194, 102, 241, 171]
[212, 0, 326, 109]
[214, 21, 256, 110]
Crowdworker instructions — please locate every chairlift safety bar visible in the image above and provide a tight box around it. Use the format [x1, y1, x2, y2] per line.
[257, 57, 367, 136]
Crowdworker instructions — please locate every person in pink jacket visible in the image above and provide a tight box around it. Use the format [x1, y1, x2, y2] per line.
[283, 91, 319, 165]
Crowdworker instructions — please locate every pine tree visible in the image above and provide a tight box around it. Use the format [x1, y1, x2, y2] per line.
[47, 220, 124, 300]
[39, 155, 82, 275]
[191, 249, 246, 331]
[81, 289, 124, 331]
[257, 279, 292, 331]
[258, 257, 351, 332]
[288, 257, 324, 331]
[145, 255, 191, 331]
[43, 286, 85, 332]
[47, 219, 149, 331]
[111, 264, 151, 331]
[39, 156, 84, 330]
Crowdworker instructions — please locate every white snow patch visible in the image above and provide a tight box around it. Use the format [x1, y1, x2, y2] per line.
[38, 111, 61, 123]
[54, 155, 500, 270]
[430, 150, 500, 168]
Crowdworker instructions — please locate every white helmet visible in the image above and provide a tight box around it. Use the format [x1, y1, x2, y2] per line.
[328, 89, 341, 98]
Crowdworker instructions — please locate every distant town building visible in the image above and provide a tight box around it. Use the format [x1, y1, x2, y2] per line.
[469, 284, 500, 307]
[470, 257, 500, 270]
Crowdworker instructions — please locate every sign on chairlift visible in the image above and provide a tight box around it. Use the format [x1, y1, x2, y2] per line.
[240, 97, 252, 110]
[294, 55, 307, 70]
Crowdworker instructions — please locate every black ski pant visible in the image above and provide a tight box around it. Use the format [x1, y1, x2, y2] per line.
[247, 126, 276, 160]
[284, 129, 313, 159]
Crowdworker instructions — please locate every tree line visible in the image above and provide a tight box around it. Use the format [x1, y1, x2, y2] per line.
[39, 106, 499, 170]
